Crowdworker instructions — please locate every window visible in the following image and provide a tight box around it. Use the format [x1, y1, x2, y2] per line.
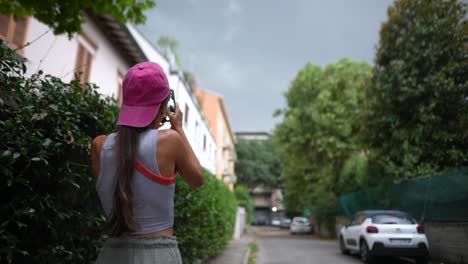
[203, 134, 206, 151]
[184, 104, 189, 125]
[0, 15, 29, 53]
[351, 214, 363, 225]
[372, 214, 415, 225]
[117, 70, 125, 106]
[75, 33, 97, 84]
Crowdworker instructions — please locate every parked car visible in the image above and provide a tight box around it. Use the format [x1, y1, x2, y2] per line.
[290, 217, 313, 234]
[339, 210, 429, 264]
[271, 217, 282, 226]
[280, 218, 291, 229]
[252, 218, 267, 225]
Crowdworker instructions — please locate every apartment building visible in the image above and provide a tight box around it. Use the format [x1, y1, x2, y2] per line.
[194, 89, 237, 190]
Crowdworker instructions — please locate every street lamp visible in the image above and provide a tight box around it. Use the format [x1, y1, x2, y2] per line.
[272, 207, 277, 212]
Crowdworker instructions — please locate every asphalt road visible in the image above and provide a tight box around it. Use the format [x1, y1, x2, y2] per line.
[253, 226, 431, 264]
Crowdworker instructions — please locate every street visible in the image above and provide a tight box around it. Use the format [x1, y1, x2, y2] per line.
[253, 226, 431, 264]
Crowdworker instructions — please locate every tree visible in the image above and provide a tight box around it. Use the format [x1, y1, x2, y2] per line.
[234, 185, 254, 224]
[0, 0, 155, 37]
[274, 59, 372, 225]
[362, 0, 468, 180]
[234, 137, 282, 188]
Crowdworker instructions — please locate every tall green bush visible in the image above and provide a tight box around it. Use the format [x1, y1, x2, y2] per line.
[0, 45, 118, 263]
[174, 170, 237, 264]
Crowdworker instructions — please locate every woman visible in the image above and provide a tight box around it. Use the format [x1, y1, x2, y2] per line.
[91, 61, 204, 264]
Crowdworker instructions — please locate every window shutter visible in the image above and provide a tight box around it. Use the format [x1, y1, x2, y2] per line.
[75, 44, 93, 83]
[0, 15, 10, 39]
[75, 35, 96, 84]
[81, 49, 92, 83]
[12, 18, 28, 48]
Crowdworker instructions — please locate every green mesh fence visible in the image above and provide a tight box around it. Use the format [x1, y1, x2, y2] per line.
[338, 168, 468, 222]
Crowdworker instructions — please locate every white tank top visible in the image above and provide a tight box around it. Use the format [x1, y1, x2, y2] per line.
[96, 129, 175, 235]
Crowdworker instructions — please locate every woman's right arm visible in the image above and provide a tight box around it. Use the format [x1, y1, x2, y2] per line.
[167, 104, 204, 188]
[91, 135, 107, 178]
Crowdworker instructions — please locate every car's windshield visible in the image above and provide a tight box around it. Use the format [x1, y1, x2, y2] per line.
[294, 218, 309, 224]
[371, 214, 415, 224]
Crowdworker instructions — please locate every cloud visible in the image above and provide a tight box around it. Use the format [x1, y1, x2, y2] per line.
[223, 0, 242, 43]
[186, 0, 197, 6]
[214, 61, 240, 86]
[224, 0, 243, 18]
[223, 24, 240, 42]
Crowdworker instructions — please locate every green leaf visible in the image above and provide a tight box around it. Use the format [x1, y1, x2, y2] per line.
[2, 150, 12, 157]
[31, 157, 41, 161]
[69, 181, 80, 189]
[43, 138, 52, 147]
[13, 152, 21, 159]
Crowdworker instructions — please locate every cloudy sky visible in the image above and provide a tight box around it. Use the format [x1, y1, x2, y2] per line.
[137, 0, 394, 132]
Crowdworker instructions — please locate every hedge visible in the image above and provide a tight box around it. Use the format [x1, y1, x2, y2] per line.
[174, 171, 237, 263]
[0, 45, 117, 263]
[0, 45, 237, 263]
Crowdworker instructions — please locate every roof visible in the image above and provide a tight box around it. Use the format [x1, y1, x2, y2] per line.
[236, 131, 270, 136]
[86, 12, 147, 65]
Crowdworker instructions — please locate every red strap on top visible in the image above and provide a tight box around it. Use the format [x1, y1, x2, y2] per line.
[135, 160, 177, 185]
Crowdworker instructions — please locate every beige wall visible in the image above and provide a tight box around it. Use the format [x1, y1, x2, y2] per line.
[195, 89, 236, 190]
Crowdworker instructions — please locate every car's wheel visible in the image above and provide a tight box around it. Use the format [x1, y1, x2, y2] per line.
[339, 236, 350, 255]
[359, 240, 375, 264]
[414, 257, 429, 264]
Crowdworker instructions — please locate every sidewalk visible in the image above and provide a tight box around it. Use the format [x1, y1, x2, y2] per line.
[206, 233, 254, 264]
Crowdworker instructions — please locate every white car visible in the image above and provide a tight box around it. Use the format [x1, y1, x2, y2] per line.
[290, 217, 312, 234]
[339, 210, 429, 264]
[271, 217, 282, 226]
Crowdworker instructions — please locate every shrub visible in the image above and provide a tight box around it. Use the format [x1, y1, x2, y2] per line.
[174, 170, 237, 264]
[0, 45, 118, 263]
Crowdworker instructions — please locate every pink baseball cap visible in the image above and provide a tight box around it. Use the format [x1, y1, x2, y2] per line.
[117, 62, 170, 127]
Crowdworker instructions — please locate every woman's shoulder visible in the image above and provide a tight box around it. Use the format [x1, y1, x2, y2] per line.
[158, 129, 181, 143]
[92, 134, 108, 148]
[157, 129, 183, 154]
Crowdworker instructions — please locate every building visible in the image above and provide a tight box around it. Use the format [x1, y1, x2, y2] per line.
[194, 89, 237, 190]
[0, 13, 216, 174]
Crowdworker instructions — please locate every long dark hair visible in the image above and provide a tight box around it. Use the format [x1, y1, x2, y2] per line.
[108, 125, 142, 236]
[107, 96, 170, 236]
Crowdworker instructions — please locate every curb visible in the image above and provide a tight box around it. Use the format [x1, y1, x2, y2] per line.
[242, 246, 251, 264]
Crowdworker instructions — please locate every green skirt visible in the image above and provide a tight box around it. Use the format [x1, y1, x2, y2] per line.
[95, 236, 182, 264]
